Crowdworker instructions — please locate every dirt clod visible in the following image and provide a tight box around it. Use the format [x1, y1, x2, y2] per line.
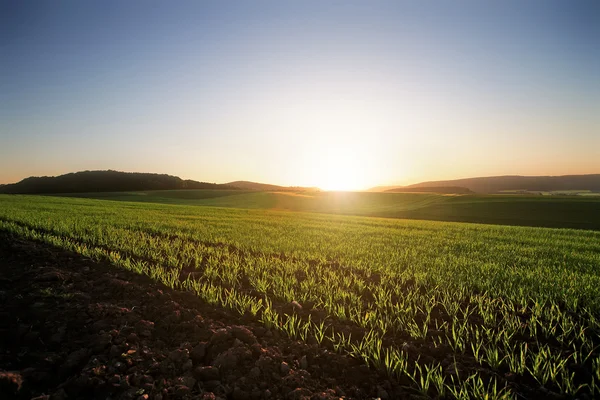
[194, 366, 220, 381]
[280, 361, 291, 375]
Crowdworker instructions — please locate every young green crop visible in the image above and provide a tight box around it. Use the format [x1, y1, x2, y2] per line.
[1, 194, 600, 399]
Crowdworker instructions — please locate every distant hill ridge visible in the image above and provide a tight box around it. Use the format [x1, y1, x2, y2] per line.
[373, 174, 600, 194]
[0, 170, 240, 194]
[0, 171, 319, 194]
[225, 180, 287, 191]
[226, 180, 319, 192]
[385, 186, 474, 194]
[2, 171, 599, 195]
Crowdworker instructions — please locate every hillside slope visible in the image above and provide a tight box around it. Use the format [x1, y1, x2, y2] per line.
[0, 170, 239, 194]
[226, 180, 319, 192]
[371, 174, 600, 193]
[407, 174, 600, 193]
[226, 181, 287, 191]
[385, 186, 474, 194]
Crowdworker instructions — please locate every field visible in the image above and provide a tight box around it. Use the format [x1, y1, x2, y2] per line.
[1, 194, 600, 399]
[54, 189, 600, 230]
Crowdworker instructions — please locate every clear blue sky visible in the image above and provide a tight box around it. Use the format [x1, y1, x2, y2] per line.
[1, 1, 599, 189]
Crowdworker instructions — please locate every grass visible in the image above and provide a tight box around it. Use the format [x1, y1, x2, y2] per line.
[52, 189, 250, 204]
[49, 189, 600, 230]
[1, 194, 600, 398]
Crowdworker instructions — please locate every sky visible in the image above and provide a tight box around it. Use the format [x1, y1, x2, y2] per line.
[1, 1, 599, 190]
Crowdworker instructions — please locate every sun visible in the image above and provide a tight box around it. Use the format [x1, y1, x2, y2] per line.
[298, 133, 385, 191]
[315, 149, 366, 191]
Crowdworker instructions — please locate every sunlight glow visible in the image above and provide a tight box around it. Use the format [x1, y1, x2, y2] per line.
[310, 146, 375, 191]
[319, 151, 361, 191]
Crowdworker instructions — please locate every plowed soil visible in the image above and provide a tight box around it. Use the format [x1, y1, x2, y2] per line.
[0, 235, 404, 400]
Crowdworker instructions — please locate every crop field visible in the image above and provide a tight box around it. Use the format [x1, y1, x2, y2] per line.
[1, 194, 600, 399]
[54, 189, 600, 230]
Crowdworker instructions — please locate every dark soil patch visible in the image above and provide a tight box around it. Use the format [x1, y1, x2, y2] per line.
[0, 234, 408, 400]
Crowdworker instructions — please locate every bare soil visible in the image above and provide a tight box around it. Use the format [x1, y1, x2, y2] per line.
[0, 234, 405, 400]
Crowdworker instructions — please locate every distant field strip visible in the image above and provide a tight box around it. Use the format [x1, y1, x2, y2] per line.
[1, 195, 600, 398]
[53, 190, 600, 230]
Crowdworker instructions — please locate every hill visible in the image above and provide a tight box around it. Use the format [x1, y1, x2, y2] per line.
[226, 180, 319, 192]
[365, 185, 402, 192]
[375, 174, 600, 193]
[385, 186, 474, 194]
[0, 170, 239, 194]
[226, 180, 286, 191]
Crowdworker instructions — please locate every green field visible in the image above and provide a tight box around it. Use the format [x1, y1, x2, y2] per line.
[53, 189, 600, 230]
[1, 194, 600, 398]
